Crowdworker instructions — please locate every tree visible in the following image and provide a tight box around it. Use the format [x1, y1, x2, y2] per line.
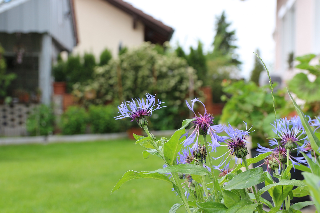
[206, 11, 242, 103]
[249, 49, 264, 85]
[211, 11, 241, 66]
[188, 41, 208, 85]
[175, 45, 188, 62]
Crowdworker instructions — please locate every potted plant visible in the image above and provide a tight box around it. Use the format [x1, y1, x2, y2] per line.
[52, 57, 67, 95]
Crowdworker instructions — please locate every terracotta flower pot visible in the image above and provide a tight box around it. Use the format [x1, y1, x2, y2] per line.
[127, 128, 143, 140]
[53, 82, 66, 95]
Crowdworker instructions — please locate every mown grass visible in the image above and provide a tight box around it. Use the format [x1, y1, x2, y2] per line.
[0, 137, 230, 213]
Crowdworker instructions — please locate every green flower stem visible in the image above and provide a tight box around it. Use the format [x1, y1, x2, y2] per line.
[243, 158, 263, 213]
[202, 175, 209, 198]
[285, 149, 290, 210]
[143, 125, 164, 160]
[172, 172, 192, 213]
[203, 135, 212, 168]
[203, 135, 218, 201]
[142, 125, 191, 213]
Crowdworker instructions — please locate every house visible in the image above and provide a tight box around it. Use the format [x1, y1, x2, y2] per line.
[0, 0, 78, 136]
[0, 0, 78, 104]
[274, 0, 320, 82]
[72, 0, 174, 58]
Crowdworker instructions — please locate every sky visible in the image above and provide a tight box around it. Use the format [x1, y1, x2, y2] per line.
[124, 0, 277, 79]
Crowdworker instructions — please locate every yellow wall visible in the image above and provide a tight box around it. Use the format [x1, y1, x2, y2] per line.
[73, 0, 144, 60]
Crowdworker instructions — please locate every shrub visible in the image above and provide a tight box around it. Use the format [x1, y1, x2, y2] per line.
[61, 106, 88, 135]
[99, 48, 112, 66]
[81, 53, 96, 81]
[26, 104, 54, 136]
[88, 104, 122, 133]
[72, 43, 203, 130]
[52, 60, 67, 82]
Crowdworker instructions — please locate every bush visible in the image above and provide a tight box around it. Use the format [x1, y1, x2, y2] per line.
[81, 53, 96, 81]
[52, 60, 67, 82]
[61, 106, 88, 135]
[88, 104, 123, 133]
[72, 43, 203, 130]
[26, 104, 54, 136]
[99, 48, 112, 66]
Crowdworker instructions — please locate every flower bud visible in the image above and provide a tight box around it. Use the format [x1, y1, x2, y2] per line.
[234, 146, 248, 159]
[284, 140, 295, 150]
[137, 116, 148, 128]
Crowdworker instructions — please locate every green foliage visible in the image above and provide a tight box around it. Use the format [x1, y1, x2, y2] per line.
[188, 41, 208, 85]
[220, 80, 287, 148]
[73, 43, 202, 129]
[0, 43, 16, 97]
[82, 53, 96, 80]
[249, 49, 264, 85]
[26, 104, 54, 136]
[112, 170, 171, 193]
[175, 45, 188, 61]
[204, 11, 242, 103]
[88, 104, 124, 133]
[164, 128, 185, 165]
[99, 48, 112, 66]
[61, 106, 88, 135]
[66, 55, 83, 92]
[289, 91, 320, 155]
[211, 11, 241, 66]
[52, 56, 67, 82]
[224, 167, 265, 190]
[118, 47, 128, 56]
[288, 53, 320, 116]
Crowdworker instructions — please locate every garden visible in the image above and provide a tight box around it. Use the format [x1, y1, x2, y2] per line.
[0, 10, 320, 213]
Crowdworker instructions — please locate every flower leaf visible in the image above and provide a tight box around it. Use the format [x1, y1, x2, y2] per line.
[169, 203, 182, 213]
[258, 179, 306, 196]
[112, 170, 171, 193]
[164, 129, 185, 166]
[232, 152, 271, 173]
[150, 164, 210, 176]
[196, 201, 227, 213]
[224, 167, 265, 190]
[179, 118, 195, 130]
[302, 172, 320, 212]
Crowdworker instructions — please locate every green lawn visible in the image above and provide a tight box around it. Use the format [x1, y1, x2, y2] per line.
[0, 138, 230, 213]
[0, 139, 184, 213]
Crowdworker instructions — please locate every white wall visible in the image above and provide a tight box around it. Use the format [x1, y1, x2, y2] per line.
[72, 0, 144, 60]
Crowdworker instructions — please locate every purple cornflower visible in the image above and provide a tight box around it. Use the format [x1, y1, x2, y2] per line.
[271, 117, 306, 150]
[114, 93, 165, 127]
[309, 116, 320, 131]
[183, 98, 224, 151]
[224, 124, 250, 159]
[257, 143, 307, 172]
[176, 148, 194, 165]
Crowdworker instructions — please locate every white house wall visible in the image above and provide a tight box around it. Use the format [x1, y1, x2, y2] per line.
[275, 0, 319, 82]
[72, 0, 144, 59]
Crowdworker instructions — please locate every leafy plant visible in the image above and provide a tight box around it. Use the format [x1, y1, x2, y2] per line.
[0, 43, 16, 97]
[288, 53, 320, 116]
[111, 90, 318, 213]
[220, 80, 287, 148]
[72, 43, 203, 130]
[99, 48, 112, 66]
[26, 104, 54, 136]
[88, 104, 124, 133]
[61, 106, 88, 135]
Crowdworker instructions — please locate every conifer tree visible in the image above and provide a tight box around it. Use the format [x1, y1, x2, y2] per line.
[211, 11, 241, 66]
